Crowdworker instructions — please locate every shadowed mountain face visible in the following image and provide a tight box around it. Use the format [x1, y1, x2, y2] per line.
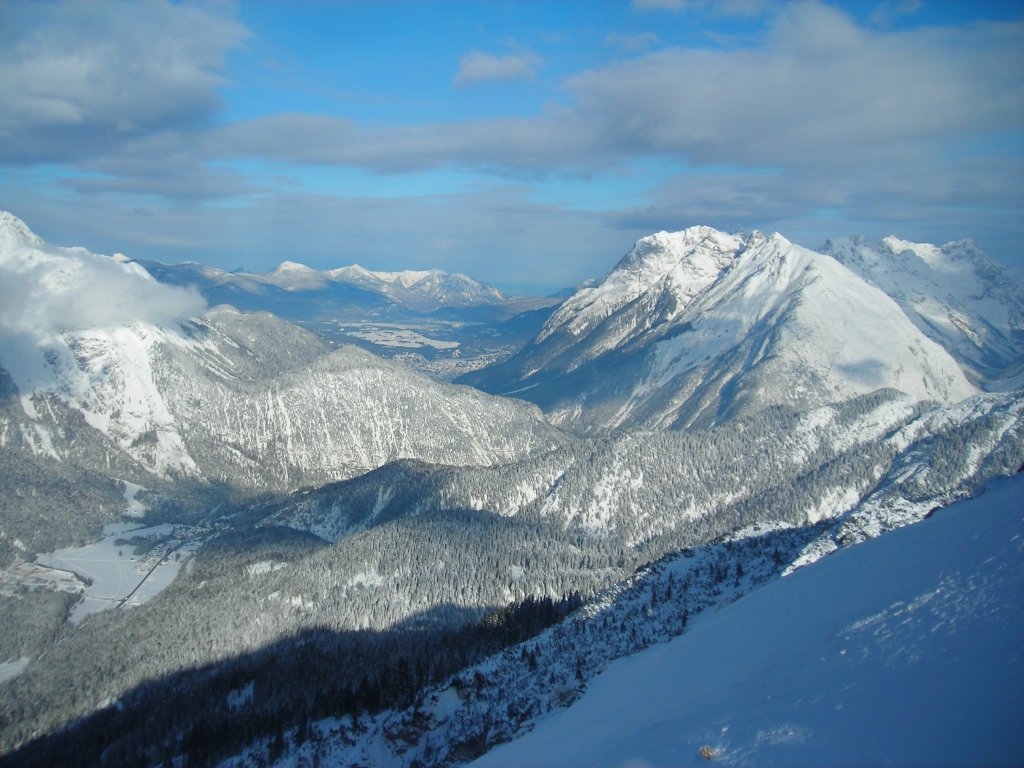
[461, 227, 986, 434]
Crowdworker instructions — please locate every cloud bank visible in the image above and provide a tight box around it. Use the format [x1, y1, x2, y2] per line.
[216, 5, 1023, 180]
[0, 0, 247, 165]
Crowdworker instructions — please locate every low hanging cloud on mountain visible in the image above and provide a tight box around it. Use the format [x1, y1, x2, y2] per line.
[0, 213, 206, 392]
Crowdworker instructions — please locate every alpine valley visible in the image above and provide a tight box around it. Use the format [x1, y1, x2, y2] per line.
[1, 211, 1022, 767]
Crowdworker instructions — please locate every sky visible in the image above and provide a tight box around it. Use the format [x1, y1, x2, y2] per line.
[1, 0, 1022, 294]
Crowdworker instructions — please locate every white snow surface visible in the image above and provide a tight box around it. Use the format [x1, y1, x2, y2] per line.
[642, 231, 977, 405]
[823, 235, 1024, 387]
[528, 226, 977, 432]
[474, 473, 1024, 768]
[539, 227, 743, 344]
[36, 522, 185, 623]
[0, 657, 30, 685]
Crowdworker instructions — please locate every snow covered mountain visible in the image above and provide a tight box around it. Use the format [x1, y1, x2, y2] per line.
[3, 212, 1023, 768]
[104, 309, 559, 488]
[0, 213, 562, 555]
[0, 314, 562, 553]
[130, 246, 551, 382]
[463, 227, 977, 433]
[324, 264, 505, 309]
[135, 256, 505, 315]
[474, 473, 1024, 768]
[822, 234, 1024, 389]
[263, 387, 1024, 555]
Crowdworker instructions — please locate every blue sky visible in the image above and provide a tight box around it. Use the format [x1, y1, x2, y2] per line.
[1, 0, 1022, 293]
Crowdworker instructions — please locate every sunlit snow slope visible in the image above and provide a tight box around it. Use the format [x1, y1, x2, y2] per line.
[463, 227, 977, 432]
[475, 473, 1024, 768]
[823, 235, 1024, 389]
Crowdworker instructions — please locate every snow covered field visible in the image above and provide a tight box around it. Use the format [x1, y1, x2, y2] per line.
[0, 658, 29, 685]
[35, 522, 189, 623]
[475, 474, 1024, 768]
[335, 323, 460, 350]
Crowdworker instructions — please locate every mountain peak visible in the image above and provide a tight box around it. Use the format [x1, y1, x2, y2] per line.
[540, 225, 745, 343]
[825, 234, 1024, 385]
[0, 211, 45, 250]
[326, 263, 374, 279]
[475, 223, 977, 432]
[881, 236, 948, 269]
[878, 235, 996, 273]
[619, 226, 743, 269]
[270, 260, 316, 274]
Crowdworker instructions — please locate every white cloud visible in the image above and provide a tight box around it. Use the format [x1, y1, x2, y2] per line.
[632, 0, 692, 11]
[0, 211, 206, 392]
[0, 0, 246, 164]
[565, 5, 1024, 171]
[2, 1, 1021, 279]
[455, 50, 542, 86]
[632, 0, 769, 16]
[185, 3, 1024, 271]
[604, 32, 661, 52]
[869, 0, 923, 27]
[215, 5, 1024, 182]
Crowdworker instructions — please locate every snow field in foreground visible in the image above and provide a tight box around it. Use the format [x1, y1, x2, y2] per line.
[474, 474, 1024, 768]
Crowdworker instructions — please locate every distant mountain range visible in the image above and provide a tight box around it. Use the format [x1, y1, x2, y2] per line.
[136, 257, 506, 316]
[129, 242, 560, 381]
[462, 226, 1022, 433]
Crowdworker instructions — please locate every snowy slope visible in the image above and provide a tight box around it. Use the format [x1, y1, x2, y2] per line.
[151, 308, 564, 490]
[264, 387, 1022, 555]
[2, 305, 562, 492]
[248, 398, 1022, 768]
[474, 473, 1024, 768]
[0, 213, 563, 552]
[823, 235, 1024, 388]
[464, 227, 976, 432]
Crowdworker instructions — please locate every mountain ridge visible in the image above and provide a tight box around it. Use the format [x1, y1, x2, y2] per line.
[472, 472, 1024, 768]
[462, 226, 981, 433]
[138, 253, 506, 313]
[822, 233, 1024, 388]
[2, 211, 1023, 768]
[0, 214, 565, 556]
